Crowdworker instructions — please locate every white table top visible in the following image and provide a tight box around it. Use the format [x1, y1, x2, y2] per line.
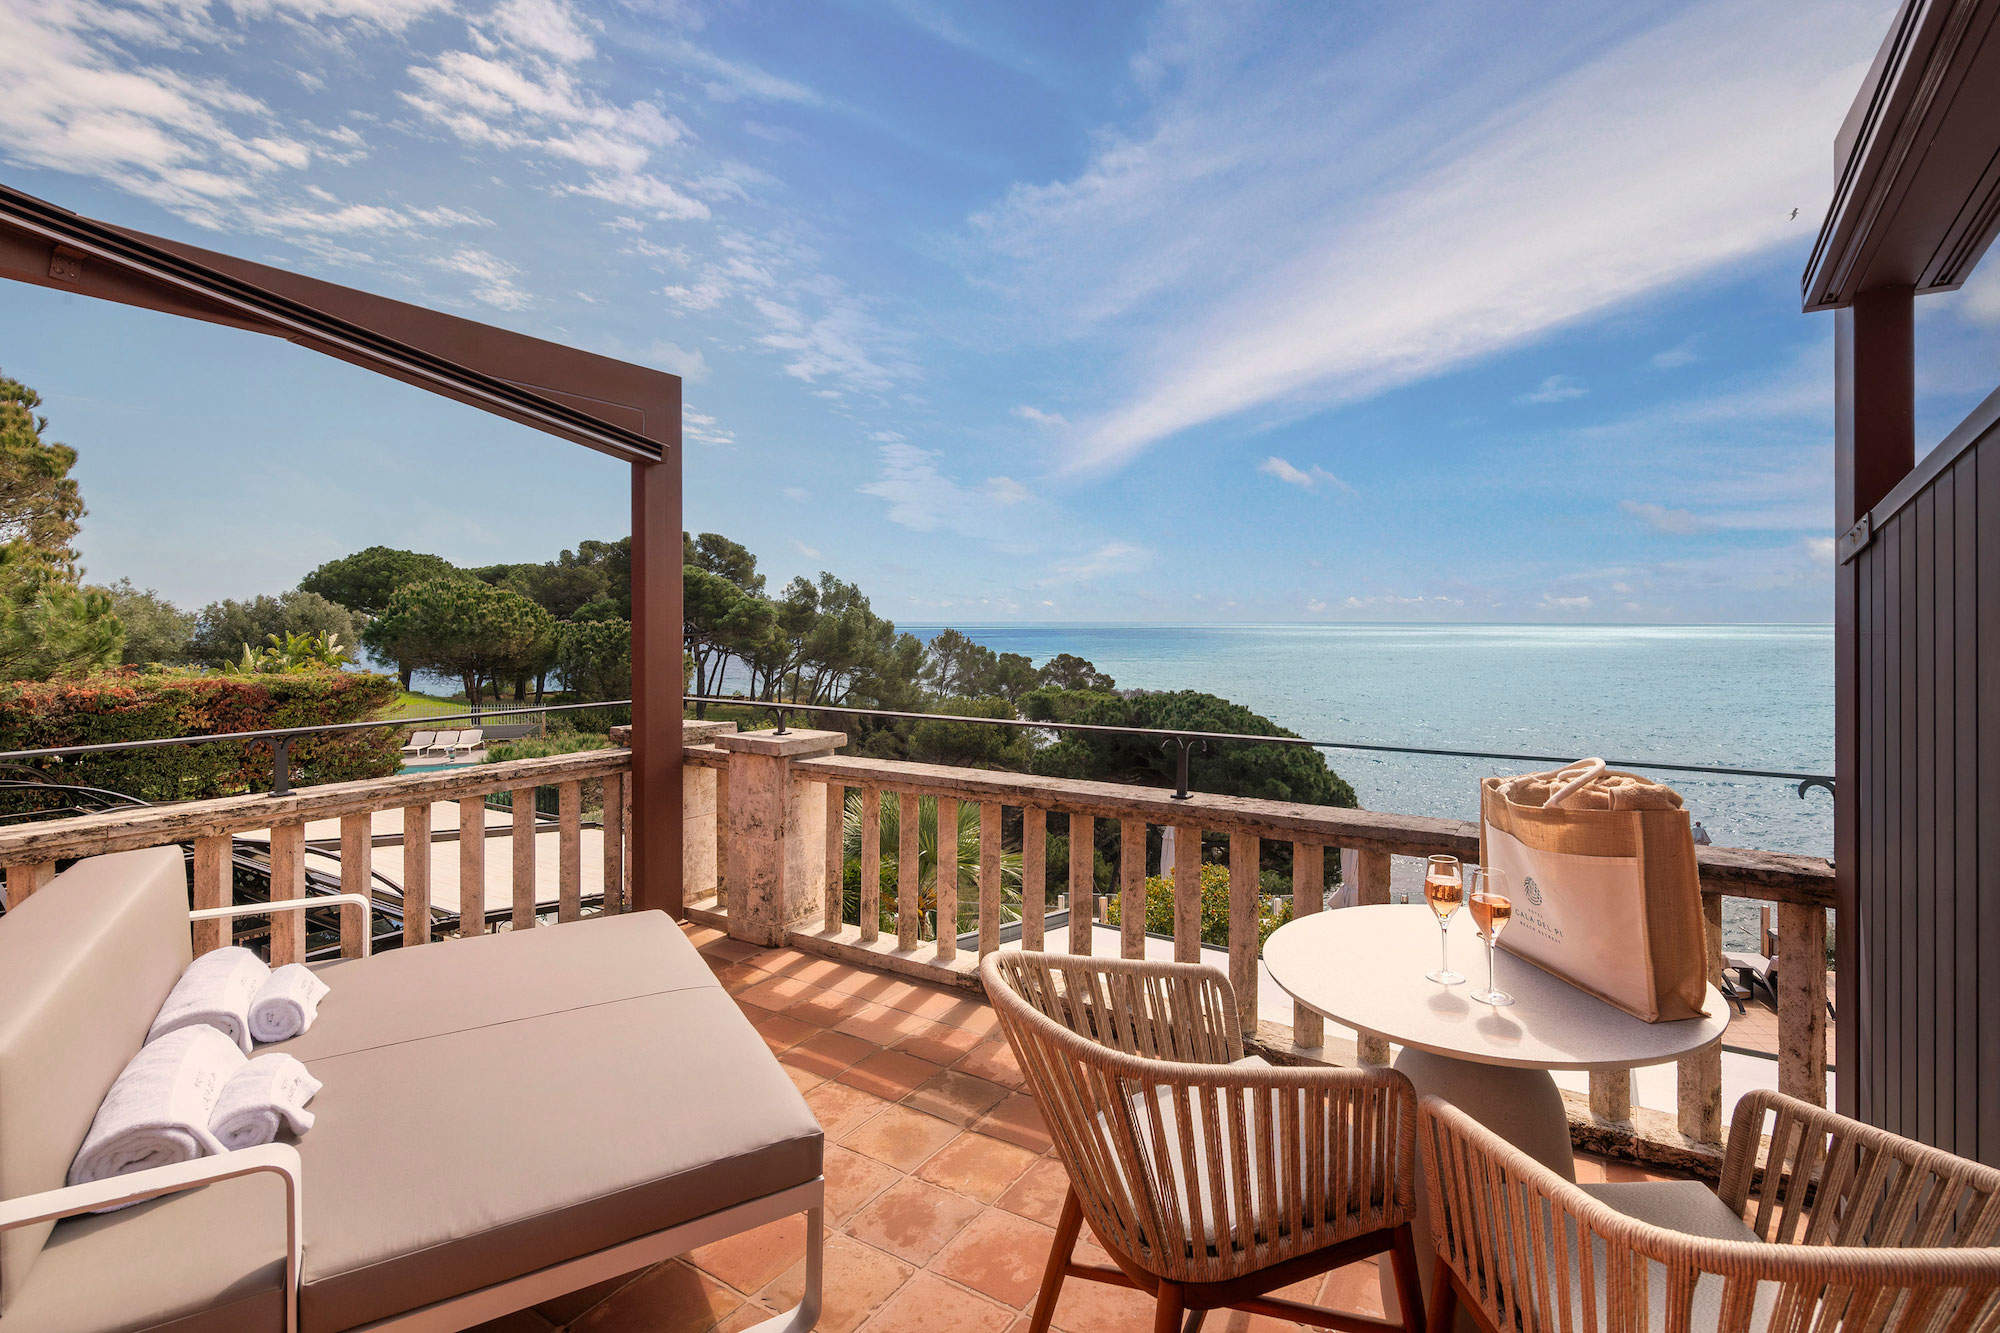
[1263, 905, 1729, 1072]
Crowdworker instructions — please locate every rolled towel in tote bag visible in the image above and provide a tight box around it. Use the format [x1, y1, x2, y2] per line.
[1479, 759, 1710, 1022]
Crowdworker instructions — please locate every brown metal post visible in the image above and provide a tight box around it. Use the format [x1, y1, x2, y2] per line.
[1832, 284, 1914, 1119]
[630, 448, 684, 917]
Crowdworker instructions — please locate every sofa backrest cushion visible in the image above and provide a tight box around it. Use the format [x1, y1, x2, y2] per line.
[0, 847, 192, 1313]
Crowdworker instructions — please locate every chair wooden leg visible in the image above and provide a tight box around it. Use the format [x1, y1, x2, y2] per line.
[1424, 1253, 1458, 1333]
[1153, 1280, 1186, 1333]
[1181, 1309, 1207, 1333]
[1387, 1225, 1426, 1333]
[1027, 1189, 1083, 1333]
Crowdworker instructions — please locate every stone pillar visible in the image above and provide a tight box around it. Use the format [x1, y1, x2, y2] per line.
[715, 728, 846, 945]
[614, 720, 736, 906]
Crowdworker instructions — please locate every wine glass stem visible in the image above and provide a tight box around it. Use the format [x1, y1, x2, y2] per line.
[1486, 940, 1497, 994]
[1439, 925, 1449, 974]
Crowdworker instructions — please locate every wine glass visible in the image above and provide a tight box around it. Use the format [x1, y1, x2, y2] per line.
[1467, 867, 1515, 1006]
[1422, 854, 1464, 985]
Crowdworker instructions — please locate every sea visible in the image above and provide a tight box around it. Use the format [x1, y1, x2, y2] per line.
[906, 622, 1833, 947]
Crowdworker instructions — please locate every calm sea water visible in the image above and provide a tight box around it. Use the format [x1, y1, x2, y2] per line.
[905, 623, 1834, 863]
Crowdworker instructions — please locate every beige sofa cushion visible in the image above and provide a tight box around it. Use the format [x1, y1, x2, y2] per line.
[296, 984, 820, 1332]
[268, 910, 717, 1063]
[0, 1175, 287, 1333]
[0, 848, 190, 1315]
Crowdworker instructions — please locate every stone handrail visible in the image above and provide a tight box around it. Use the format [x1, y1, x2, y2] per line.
[0, 748, 632, 961]
[681, 728, 1833, 1171]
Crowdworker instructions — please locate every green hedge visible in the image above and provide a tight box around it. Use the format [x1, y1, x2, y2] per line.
[0, 667, 400, 807]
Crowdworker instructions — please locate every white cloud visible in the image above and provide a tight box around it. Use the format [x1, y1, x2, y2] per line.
[973, 0, 1884, 472]
[782, 485, 810, 502]
[860, 443, 1039, 536]
[1539, 593, 1594, 612]
[791, 538, 822, 560]
[1014, 405, 1068, 428]
[1620, 499, 1703, 535]
[1518, 374, 1587, 405]
[1802, 535, 1836, 563]
[682, 409, 734, 446]
[435, 246, 530, 309]
[1651, 336, 1700, 369]
[1258, 455, 1353, 494]
[644, 340, 710, 381]
[1045, 540, 1154, 584]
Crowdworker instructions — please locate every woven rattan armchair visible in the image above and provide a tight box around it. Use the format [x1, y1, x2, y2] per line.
[1418, 1090, 2000, 1332]
[982, 952, 1425, 1333]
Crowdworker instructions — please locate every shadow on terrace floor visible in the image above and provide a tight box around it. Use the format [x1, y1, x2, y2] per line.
[471, 922, 1676, 1333]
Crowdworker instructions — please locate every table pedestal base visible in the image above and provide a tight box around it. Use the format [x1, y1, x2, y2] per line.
[1377, 1047, 1577, 1329]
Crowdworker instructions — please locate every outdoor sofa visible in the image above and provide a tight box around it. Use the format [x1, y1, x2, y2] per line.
[0, 846, 824, 1332]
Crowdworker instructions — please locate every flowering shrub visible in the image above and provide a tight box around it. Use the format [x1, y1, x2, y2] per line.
[0, 667, 399, 806]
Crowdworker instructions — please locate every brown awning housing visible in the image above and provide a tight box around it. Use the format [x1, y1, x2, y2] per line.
[0, 183, 675, 464]
[1802, 0, 2000, 311]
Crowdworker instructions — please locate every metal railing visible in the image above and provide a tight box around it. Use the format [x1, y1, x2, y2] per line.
[684, 695, 1836, 800]
[0, 699, 634, 796]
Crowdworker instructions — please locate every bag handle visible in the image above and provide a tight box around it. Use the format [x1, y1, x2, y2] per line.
[1547, 758, 1607, 809]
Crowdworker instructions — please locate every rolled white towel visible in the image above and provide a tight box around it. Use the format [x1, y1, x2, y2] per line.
[210, 1054, 323, 1150]
[148, 946, 269, 1054]
[248, 964, 331, 1044]
[68, 1026, 244, 1193]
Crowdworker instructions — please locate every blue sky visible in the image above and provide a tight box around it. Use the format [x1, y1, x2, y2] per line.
[2, 0, 1996, 624]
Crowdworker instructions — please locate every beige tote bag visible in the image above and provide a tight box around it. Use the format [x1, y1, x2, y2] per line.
[1478, 759, 1709, 1022]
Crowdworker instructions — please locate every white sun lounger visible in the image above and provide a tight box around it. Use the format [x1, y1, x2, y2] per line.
[399, 731, 437, 756]
[422, 731, 462, 756]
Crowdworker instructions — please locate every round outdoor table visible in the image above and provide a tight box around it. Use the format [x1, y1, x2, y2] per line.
[1263, 904, 1728, 1321]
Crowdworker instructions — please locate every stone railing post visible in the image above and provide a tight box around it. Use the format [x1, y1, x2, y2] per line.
[615, 719, 736, 909]
[716, 728, 846, 945]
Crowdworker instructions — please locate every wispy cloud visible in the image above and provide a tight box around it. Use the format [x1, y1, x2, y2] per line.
[973, 0, 1882, 472]
[1258, 455, 1353, 494]
[1014, 404, 1068, 428]
[859, 443, 1038, 538]
[1651, 336, 1700, 369]
[1045, 540, 1154, 585]
[1518, 374, 1586, 405]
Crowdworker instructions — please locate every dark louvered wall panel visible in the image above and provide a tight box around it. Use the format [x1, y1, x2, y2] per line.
[1849, 430, 1997, 1164]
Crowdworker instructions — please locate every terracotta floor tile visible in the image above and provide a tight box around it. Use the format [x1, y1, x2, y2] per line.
[914, 1131, 1039, 1203]
[784, 1029, 879, 1078]
[744, 946, 813, 973]
[823, 1145, 905, 1223]
[899, 987, 985, 1023]
[700, 936, 761, 963]
[571, 1260, 741, 1333]
[838, 1103, 963, 1170]
[1047, 1267, 1162, 1332]
[756, 1232, 914, 1333]
[904, 1069, 1010, 1125]
[747, 1009, 818, 1053]
[843, 1002, 932, 1048]
[804, 1082, 896, 1138]
[1574, 1152, 1670, 1184]
[788, 988, 880, 1027]
[737, 975, 816, 1012]
[891, 1020, 987, 1066]
[712, 962, 764, 992]
[687, 1214, 810, 1295]
[855, 1272, 1015, 1333]
[931, 1208, 1057, 1308]
[530, 1269, 647, 1324]
[1321, 1259, 1388, 1320]
[951, 1041, 1024, 1090]
[972, 1093, 1053, 1153]
[837, 1049, 940, 1100]
[996, 1157, 1070, 1227]
[844, 1178, 985, 1265]
[464, 1311, 555, 1332]
[840, 974, 925, 1009]
[783, 1062, 825, 1094]
[711, 1304, 782, 1332]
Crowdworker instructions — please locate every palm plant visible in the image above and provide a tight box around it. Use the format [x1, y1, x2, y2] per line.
[842, 791, 1023, 940]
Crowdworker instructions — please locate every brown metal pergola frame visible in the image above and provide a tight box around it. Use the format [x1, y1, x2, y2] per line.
[0, 182, 685, 916]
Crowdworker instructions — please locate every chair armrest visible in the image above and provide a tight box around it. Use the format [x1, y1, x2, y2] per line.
[191, 893, 372, 958]
[1720, 1089, 2000, 1246]
[0, 1145, 303, 1333]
